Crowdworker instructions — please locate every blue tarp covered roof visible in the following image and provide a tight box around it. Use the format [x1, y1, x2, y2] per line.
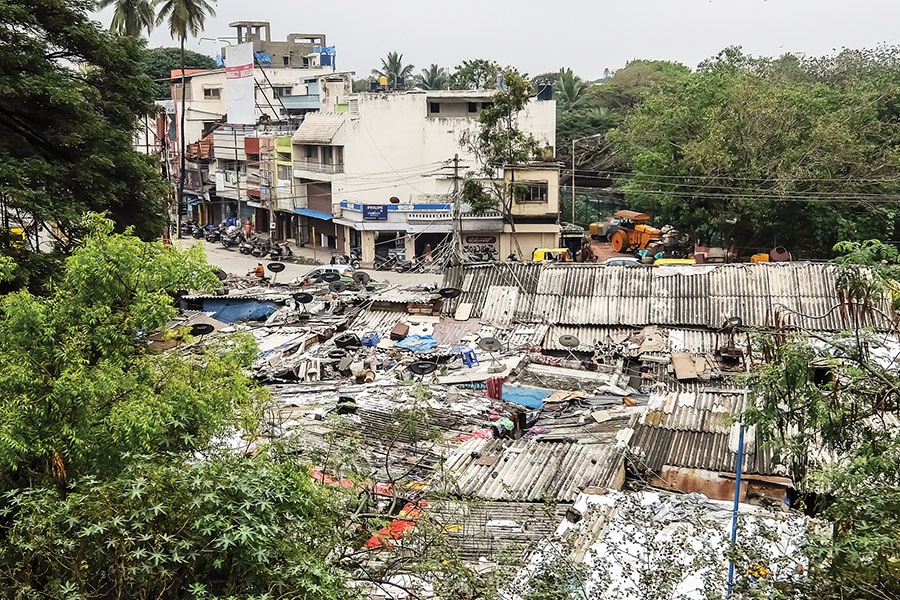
[293, 208, 333, 221]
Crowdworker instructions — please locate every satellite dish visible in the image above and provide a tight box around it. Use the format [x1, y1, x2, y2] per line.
[321, 271, 341, 283]
[558, 335, 581, 348]
[477, 337, 502, 353]
[408, 361, 438, 376]
[438, 287, 462, 299]
[728, 316, 743, 328]
[189, 323, 215, 336]
[329, 281, 347, 293]
[267, 262, 285, 273]
[353, 271, 371, 284]
[293, 292, 314, 304]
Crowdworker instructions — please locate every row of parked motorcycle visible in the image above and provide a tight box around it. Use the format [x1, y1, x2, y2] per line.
[185, 221, 293, 260]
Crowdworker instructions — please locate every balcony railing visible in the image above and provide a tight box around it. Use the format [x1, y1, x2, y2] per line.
[293, 161, 344, 174]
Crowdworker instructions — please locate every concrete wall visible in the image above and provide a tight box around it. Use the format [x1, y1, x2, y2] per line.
[330, 92, 556, 208]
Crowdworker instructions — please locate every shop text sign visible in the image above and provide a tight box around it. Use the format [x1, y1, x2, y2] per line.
[362, 205, 388, 220]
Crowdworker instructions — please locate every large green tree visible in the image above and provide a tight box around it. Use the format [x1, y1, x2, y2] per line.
[450, 59, 501, 90]
[554, 68, 590, 110]
[141, 46, 217, 100]
[371, 51, 414, 89]
[0, 0, 168, 261]
[155, 0, 216, 239]
[607, 47, 900, 255]
[415, 64, 450, 90]
[98, 0, 156, 37]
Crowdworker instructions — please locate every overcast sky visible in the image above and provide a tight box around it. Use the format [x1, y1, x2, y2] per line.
[98, 0, 900, 80]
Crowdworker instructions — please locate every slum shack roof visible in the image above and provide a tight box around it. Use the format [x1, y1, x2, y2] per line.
[428, 500, 571, 562]
[442, 262, 887, 331]
[622, 390, 778, 476]
[440, 438, 626, 502]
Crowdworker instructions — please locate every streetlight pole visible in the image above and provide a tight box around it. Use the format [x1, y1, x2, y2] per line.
[570, 132, 605, 227]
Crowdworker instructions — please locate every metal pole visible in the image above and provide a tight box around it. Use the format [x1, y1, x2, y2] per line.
[571, 138, 576, 226]
[726, 419, 746, 597]
[312, 226, 317, 262]
[233, 127, 242, 229]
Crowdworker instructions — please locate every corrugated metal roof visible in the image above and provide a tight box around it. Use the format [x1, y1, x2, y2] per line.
[625, 390, 778, 475]
[291, 112, 346, 143]
[442, 438, 625, 501]
[442, 262, 888, 331]
[429, 500, 571, 562]
[543, 326, 746, 354]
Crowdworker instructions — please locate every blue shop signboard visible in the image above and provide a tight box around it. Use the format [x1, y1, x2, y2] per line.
[362, 204, 388, 220]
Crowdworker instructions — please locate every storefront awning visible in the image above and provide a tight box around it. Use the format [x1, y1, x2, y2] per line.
[294, 208, 333, 221]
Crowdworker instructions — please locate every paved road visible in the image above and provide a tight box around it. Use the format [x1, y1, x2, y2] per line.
[178, 238, 444, 287]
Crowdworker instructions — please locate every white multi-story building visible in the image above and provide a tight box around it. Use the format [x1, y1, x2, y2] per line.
[289, 89, 559, 261]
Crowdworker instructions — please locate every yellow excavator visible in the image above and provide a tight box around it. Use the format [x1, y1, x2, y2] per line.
[593, 210, 691, 256]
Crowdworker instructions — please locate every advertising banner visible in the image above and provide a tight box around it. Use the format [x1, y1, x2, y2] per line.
[225, 42, 255, 125]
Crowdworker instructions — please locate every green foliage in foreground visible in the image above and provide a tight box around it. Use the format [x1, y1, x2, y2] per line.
[744, 240, 900, 599]
[0, 448, 348, 600]
[0, 215, 266, 487]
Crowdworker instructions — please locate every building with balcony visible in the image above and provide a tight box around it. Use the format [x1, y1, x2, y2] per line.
[162, 21, 352, 229]
[287, 89, 558, 262]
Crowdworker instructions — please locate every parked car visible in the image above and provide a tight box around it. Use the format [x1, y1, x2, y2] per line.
[602, 256, 641, 266]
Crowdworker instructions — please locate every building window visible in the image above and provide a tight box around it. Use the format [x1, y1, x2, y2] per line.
[277, 164, 292, 180]
[203, 88, 221, 99]
[481, 102, 493, 110]
[429, 102, 440, 114]
[467, 102, 477, 113]
[283, 55, 290, 66]
[273, 86, 293, 97]
[511, 181, 549, 203]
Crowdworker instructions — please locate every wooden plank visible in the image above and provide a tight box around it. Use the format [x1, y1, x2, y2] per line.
[671, 351, 698, 380]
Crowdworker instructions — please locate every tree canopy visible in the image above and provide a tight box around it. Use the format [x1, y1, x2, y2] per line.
[141, 46, 217, 99]
[0, 0, 168, 259]
[606, 47, 900, 255]
[372, 51, 414, 88]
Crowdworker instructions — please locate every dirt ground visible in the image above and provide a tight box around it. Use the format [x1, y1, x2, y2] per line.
[586, 240, 622, 262]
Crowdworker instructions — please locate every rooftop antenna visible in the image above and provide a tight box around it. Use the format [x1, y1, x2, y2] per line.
[557, 334, 582, 362]
[407, 360, 438, 382]
[477, 337, 504, 373]
[292, 291, 313, 319]
[267, 261, 285, 285]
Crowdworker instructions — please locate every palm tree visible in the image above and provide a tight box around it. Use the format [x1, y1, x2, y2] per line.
[371, 52, 414, 89]
[99, 0, 156, 36]
[156, 0, 216, 238]
[554, 68, 590, 109]
[415, 64, 449, 90]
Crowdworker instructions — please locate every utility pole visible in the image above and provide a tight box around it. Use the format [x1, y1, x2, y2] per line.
[571, 137, 576, 225]
[451, 153, 466, 261]
[233, 126, 242, 229]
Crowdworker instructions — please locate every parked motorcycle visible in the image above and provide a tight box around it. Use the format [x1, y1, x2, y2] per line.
[204, 225, 222, 243]
[190, 224, 206, 239]
[250, 238, 272, 258]
[238, 236, 256, 255]
[374, 255, 396, 271]
[270, 240, 293, 260]
[221, 230, 244, 249]
[394, 257, 419, 273]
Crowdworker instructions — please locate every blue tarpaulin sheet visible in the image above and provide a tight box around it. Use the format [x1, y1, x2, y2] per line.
[502, 385, 553, 409]
[395, 335, 437, 352]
